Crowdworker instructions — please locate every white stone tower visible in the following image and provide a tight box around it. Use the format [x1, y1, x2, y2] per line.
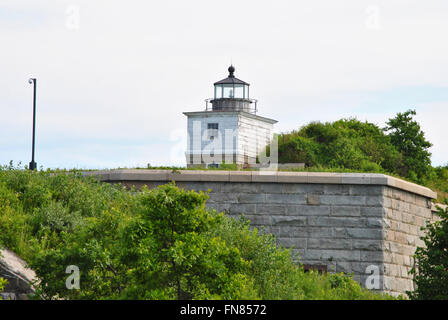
[184, 66, 277, 168]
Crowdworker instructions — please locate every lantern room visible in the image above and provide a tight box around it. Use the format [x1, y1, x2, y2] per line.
[210, 66, 255, 113]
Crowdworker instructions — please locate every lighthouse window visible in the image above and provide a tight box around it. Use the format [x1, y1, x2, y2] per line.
[223, 85, 234, 98]
[215, 85, 223, 99]
[234, 85, 244, 98]
[207, 123, 218, 140]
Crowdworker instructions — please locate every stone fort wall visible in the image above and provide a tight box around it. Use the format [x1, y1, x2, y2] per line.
[85, 170, 439, 297]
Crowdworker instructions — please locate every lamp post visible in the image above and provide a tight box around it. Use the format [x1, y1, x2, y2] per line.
[28, 78, 37, 171]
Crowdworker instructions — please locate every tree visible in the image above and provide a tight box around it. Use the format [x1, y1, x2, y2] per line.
[121, 183, 257, 299]
[384, 109, 432, 181]
[409, 204, 448, 299]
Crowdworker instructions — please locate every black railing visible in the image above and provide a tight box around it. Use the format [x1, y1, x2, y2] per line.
[204, 98, 258, 114]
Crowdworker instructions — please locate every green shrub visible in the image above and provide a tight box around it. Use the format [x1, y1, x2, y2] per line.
[409, 204, 448, 299]
[0, 277, 7, 294]
[277, 118, 402, 174]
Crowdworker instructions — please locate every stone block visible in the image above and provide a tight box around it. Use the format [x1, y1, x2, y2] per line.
[384, 263, 401, 277]
[341, 173, 372, 185]
[319, 195, 366, 206]
[277, 237, 307, 249]
[301, 184, 326, 194]
[403, 255, 412, 267]
[335, 227, 383, 240]
[251, 171, 277, 183]
[244, 214, 271, 226]
[400, 266, 411, 278]
[308, 217, 365, 228]
[394, 232, 407, 244]
[323, 184, 350, 195]
[369, 175, 389, 185]
[384, 230, 395, 242]
[207, 192, 239, 204]
[349, 185, 383, 196]
[304, 249, 361, 262]
[199, 171, 231, 182]
[259, 183, 284, 194]
[238, 193, 266, 203]
[257, 204, 286, 215]
[382, 196, 392, 208]
[389, 242, 416, 256]
[366, 195, 384, 206]
[353, 240, 383, 251]
[221, 183, 259, 194]
[307, 172, 343, 184]
[265, 193, 307, 204]
[307, 238, 352, 250]
[361, 207, 385, 217]
[286, 205, 331, 216]
[386, 209, 401, 221]
[276, 172, 308, 183]
[279, 226, 308, 238]
[272, 216, 307, 226]
[360, 250, 384, 263]
[306, 194, 320, 205]
[331, 206, 361, 217]
[307, 227, 334, 238]
[228, 203, 256, 215]
[366, 218, 384, 227]
[228, 171, 252, 182]
[168, 170, 204, 182]
[335, 262, 354, 273]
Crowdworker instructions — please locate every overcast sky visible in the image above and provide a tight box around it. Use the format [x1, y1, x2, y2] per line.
[1, 0, 448, 169]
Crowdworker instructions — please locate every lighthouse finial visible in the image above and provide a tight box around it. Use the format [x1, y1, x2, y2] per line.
[228, 65, 235, 77]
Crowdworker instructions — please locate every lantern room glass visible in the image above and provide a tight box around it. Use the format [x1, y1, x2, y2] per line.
[223, 85, 234, 98]
[214, 84, 249, 99]
[215, 85, 223, 99]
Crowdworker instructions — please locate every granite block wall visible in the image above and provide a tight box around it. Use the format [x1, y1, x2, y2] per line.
[90, 170, 438, 297]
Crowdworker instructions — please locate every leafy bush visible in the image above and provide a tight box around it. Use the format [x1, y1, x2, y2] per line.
[0, 277, 7, 295]
[276, 118, 401, 174]
[409, 204, 448, 300]
[0, 251, 7, 300]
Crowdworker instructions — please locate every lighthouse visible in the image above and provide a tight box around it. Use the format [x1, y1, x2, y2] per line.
[184, 66, 277, 168]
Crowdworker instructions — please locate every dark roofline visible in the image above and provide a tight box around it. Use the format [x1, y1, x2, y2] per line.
[213, 76, 249, 86]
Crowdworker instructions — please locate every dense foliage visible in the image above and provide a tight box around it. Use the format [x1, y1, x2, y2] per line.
[384, 110, 433, 181]
[0, 165, 391, 300]
[274, 110, 447, 202]
[0, 277, 6, 293]
[276, 118, 402, 173]
[408, 204, 448, 300]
